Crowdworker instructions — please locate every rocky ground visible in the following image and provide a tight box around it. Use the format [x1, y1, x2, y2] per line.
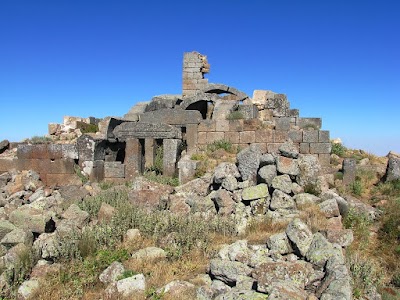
[0, 141, 398, 299]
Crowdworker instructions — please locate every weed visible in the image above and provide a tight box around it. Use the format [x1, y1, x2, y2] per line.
[28, 135, 53, 144]
[74, 164, 88, 184]
[117, 269, 138, 280]
[331, 142, 347, 157]
[143, 171, 179, 187]
[147, 145, 164, 174]
[226, 111, 244, 120]
[374, 179, 400, 197]
[99, 181, 114, 190]
[334, 172, 344, 180]
[298, 203, 329, 233]
[207, 139, 235, 153]
[351, 179, 364, 196]
[344, 209, 371, 249]
[303, 182, 319, 196]
[80, 123, 98, 134]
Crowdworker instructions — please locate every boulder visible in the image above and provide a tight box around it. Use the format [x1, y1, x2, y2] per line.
[131, 246, 167, 261]
[0, 140, 9, 154]
[213, 163, 240, 184]
[0, 220, 17, 240]
[270, 190, 295, 210]
[1, 228, 33, 248]
[237, 145, 262, 184]
[385, 156, 400, 182]
[296, 155, 321, 186]
[98, 202, 116, 224]
[306, 233, 335, 268]
[32, 232, 59, 259]
[319, 199, 340, 218]
[124, 228, 141, 242]
[266, 232, 293, 254]
[259, 153, 275, 166]
[267, 281, 308, 300]
[252, 260, 314, 293]
[276, 156, 299, 176]
[221, 175, 238, 192]
[324, 229, 354, 247]
[17, 279, 39, 300]
[294, 193, 320, 206]
[242, 184, 269, 201]
[62, 204, 89, 228]
[99, 261, 125, 284]
[211, 280, 231, 297]
[258, 165, 277, 186]
[168, 194, 191, 215]
[174, 175, 211, 196]
[271, 174, 292, 194]
[186, 194, 216, 215]
[212, 190, 236, 216]
[209, 259, 252, 284]
[161, 280, 195, 297]
[250, 198, 270, 215]
[285, 218, 313, 257]
[279, 140, 299, 159]
[58, 185, 88, 202]
[218, 240, 249, 263]
[9, 206, 52, 234]
[105, 273, 146, 298]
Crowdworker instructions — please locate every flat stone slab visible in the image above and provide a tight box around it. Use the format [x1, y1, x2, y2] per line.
[113, 122, 182, 140]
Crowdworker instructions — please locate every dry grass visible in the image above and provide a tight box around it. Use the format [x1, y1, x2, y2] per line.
[244, 217, 289, 244]
[298, 203, 329, 233]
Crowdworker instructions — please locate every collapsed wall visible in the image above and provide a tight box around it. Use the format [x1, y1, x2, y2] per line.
[0, 51, 331, 185]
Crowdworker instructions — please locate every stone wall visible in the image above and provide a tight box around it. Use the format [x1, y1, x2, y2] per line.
[182, 52, 210, 98]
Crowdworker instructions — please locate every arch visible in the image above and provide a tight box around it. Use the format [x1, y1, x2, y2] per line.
[186, 100, 208, 119]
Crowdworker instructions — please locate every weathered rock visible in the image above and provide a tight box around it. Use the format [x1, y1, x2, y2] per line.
[186, 194, 216, 215]
[99, 261, 125, 284]
[0, 220, 16, 240]
[276, 156, 299, 176]
[286, 218, 313, 257]
[250, 198, 270, 215]
[259, 153, 275, 166]
[266, 232, 293, 254]
[268, 280, 309, 300]
[294, 193, 320, 206]
[235, 275, 255, 290]
[9, 206, 52, 234]
[131, 246, 166, 261]
[1, 228, 33, 248]
[258, 165, 277, 186]
[291, 182, 304, 194]
[161, 280, 195, 297]
[279, 140, 299, 159]
[242, 184, 269, 201]
[98, 202, 116, 224]
[214, 289, 268, 300]
[324, 229, 354, 247]
[105, 273, 146, 298]
[342, 158, 356, 185]
[17, 279, 39, 300]
[385, 156, 400, 181]
[270, 190, 295, 210]
[33, 232, 59, 259]
[0, 140, 9, 154]
[306, 233, 335, 268]
[124, 228, 141, 242]
[248, 245, 271, 268]
[209, 258, 252, 284]
[320, 190, 349, 217]
[218, 240, 249, 263]
[221, 175, 238, 192]
[319, 199, 340, 217]
[237, 145, 262, 184]
[62, 204, 89, 228]
[58, 185, 88, 202]
[174, 175, 211, 196]
[212, 190, 236, 216]
[252, 260, 314, 293]
[213, 163, 240, 184]
[211, 280, 231, 297]
[271, 174, 292, 194]
[168, 193, 191, 215]
[296, 155, 321, 186]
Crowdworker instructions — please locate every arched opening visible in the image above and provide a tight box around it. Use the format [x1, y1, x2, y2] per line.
[186, 100, 208, 119]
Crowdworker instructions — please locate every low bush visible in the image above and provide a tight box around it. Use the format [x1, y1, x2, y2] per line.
[331, 142, 347, 157]
[226, 111, 244, 120]
[207, 139, 235, 153]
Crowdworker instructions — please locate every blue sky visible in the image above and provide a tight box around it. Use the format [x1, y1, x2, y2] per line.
[0, 0, 399, 156]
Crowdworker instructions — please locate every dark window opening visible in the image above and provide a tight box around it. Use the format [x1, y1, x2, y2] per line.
[186, 100, 208, 119]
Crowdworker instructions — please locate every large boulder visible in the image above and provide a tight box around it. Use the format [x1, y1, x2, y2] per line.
[270, 190, 295, 210]
[276, 156, 299, 176]
[237, 145, 262, 184]
[296, 155, 321, 186]
[209, 259, 252, 284]
[279, 140, 299, 159]
[258, 165, 277, 186]
[385, 155, 400, 182]
[271, 174, 292, 194]
[131, 247, 167, 261]
[213, 163, 240, 184]
[211, 190, 236, 216]
[285, 218, 313, 257]
[9, 206, 53, 234]
[306, 233, 335, 268]
[266, 232, 293, 254]
[99, 261, 125, 285]
[61, 204, 89, 228]
[105, 273, 146, 298]
[1, 228, 33, 248]
[241, 184, 269, 201]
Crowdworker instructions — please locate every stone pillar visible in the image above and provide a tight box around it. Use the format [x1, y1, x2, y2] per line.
[186, 124, 198, 154]
[125, 138, 142, 180]
[144, 138, 155, 169]
[342, 158, 356, 185]
[163, 139, 181, 177]
[178, 156, 198, 184]
[182, 52, 210, 98]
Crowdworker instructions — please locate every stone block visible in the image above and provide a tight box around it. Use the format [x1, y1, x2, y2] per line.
[239, 131, 255, 144]
[243, 119, 261, 131]
[113, 122, 182, 140]
[343, 158, 356, 185]
[289, 109, 299, 117]
[198, 120, 216, 132]
[17, 159, 75, 174]
[318, 154, 331, 166]
[0, 158, 17, 173]
[309, 143, 331, 154]
[259, 109, 273, 121]
[225, 132, 240, 144]
[300, 143, 310, 154]
[288, 130, 303, 143]
[89, 160, 105, 182]
[255, 129, 274, 143]
[216, 120, 230, 132]
[48, 123, 60, 135]
[45, 174, 82, 186]
[207, 132, 225, 143]
[252, 143, 267, 153]
[275, 117, 291, 131]
[274, 130, 288, 143]
[267, 143, 281, 154]
[104, 162, 125, 178]
[298, 118, 322, 130]
[318, 130, 330, 142]
[237, 105, 258, 119]
[125, 138, 143, 179]
[163, 139, 181, 177]
[186, 124, 198, 153]
[197, 132, 207, 144]
[144, 138, 155, 169]
[228, 120, 244, 131]
[139, 109, 202, 125]
[178, 158, 198, 184]
[303, 130, 319, 143]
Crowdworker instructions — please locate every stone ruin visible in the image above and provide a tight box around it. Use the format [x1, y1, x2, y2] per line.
[0, 51, 332, 186]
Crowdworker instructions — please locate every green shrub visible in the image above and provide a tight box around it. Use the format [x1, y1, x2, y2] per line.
[74, 164, 89, 184]
[28, 135, 53, 144]
[344, 209, 371, 249]
[117, 269, 138, 280]
[331, 142, 347, 157]
[351, 179, 364, 196]
[226, 111, 244, 120]
[207, 139, 234, 153]
[334, 172, 344, 180]
[143, 172, 179, 187]
[374, 179, 400, 196]
[80, 123, 99, 134]
[303, 182, 319, 196]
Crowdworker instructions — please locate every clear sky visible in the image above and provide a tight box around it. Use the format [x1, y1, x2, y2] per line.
[1, 0, 399, 156]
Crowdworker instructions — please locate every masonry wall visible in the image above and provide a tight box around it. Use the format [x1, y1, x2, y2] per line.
[194, 119, 331, 166]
